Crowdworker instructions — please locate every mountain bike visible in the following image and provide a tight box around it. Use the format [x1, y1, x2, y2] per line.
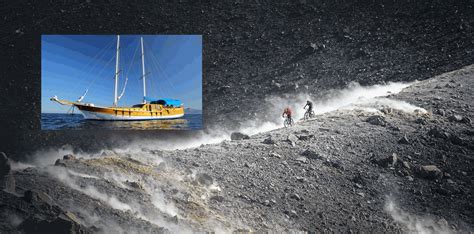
[303, 109, 315, 120]
[284, 116, 294, 127]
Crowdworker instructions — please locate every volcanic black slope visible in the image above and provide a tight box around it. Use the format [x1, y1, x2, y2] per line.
[1, 65, 472, 233]
[0, 1, 473, 158]
[0, 1, 473, 232]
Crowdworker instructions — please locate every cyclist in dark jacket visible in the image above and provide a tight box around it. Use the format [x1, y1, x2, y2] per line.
[304, 100, 313, 113]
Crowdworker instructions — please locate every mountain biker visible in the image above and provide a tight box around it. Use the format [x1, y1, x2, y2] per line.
[304, 100, 313, 113]
[282, 107, 292, 120]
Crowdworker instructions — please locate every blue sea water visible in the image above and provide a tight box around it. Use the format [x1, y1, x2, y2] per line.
[41, 113, 202, 130]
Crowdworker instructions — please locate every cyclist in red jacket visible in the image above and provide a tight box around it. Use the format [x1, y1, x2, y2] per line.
[282, 107, 293, 127]
[282, 107, 292, 119]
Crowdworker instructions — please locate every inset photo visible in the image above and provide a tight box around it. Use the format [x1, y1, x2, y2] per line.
[41, 35, 202, 130]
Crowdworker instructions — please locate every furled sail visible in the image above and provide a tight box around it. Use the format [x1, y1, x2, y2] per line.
[144, 97, 182, 107]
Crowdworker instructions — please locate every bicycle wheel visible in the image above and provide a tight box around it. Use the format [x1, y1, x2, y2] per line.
[304, 111, 309, 120]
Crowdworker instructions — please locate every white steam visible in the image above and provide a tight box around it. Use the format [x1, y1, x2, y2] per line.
[238, 81, 421, 136]
[385, 198, 453, 234]
[344, 97, 427, 114]
[47, 167, 132, 211]
[123, 81, 423, 151]
[45, 166, 195, 233]
[312, 81, 411, 115]
[118, 130, 229, 152]
[10, 161, 35, 171]
[71, 208, 126, 234]
[25, 145, 93, 167]
[2, 211, 23, 228]
[150, 191, 178, 217]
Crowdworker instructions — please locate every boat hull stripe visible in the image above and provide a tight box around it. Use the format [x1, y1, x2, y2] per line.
[79, 110, 184, 120]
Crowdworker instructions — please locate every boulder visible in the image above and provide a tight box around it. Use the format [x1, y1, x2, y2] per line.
[63, 154, 76, 160]
[244, 162, 255, 168]
[402, 161, 411, 169]
[23, 190, 54, 207]
[296, 176, 306, 182]
[284, 210, 298, 218]
[448, 114, 463, 122]
[196, 173, 213, 186]
[0, 152, 15, 193]
[445, 83, 455, 88]
[210, 195, 224, 202]
[435, 109, 446, 116]
[0, 152, 11, 177]
[398, 135, 410, 144]
[169, 215, 179, 224]
[389, 126, 400, 131]
[287, 134, 299, 144]
[298, 134, 313, 141]
[295, 157, 308, 163]
[323, 159, 344, 170]
[290, 193, 302, 200]
[415, 165, 442, 180]
[54, 159, 66, 167]
[230, 132, 250, 141]
[64, 212, 82, 226]
[301, 149, 324, 160]
[365, 115, 387, 126]
[414, 118, 427, 125]
[127, 181, 144, 190]
[270, 152, 282, 158]
[262, 136, 276, 145]
[376, 153, 398, 168]
[381, 108, 393, 115]
[428, 127, 450, 139]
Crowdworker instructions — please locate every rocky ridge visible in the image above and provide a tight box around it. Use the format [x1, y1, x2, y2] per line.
[1, 65, 472, 232]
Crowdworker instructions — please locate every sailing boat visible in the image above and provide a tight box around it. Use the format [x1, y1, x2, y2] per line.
[50, 35, 185, 120]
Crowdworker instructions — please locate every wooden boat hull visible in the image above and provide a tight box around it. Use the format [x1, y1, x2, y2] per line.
[74, 104, 184, 121]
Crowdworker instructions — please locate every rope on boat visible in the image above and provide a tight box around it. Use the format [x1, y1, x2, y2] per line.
[78, 53, 117, 102]
[70, 38, 116, 97]
[144, 40, 172, 97]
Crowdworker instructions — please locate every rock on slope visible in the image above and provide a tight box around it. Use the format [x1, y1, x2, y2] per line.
[1, 65, 473, 232]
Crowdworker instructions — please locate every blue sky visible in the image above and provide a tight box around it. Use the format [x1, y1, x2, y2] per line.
[41, 35, 202, 113]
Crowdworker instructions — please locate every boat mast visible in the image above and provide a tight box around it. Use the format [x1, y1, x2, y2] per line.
[113, 35, 120, 106]
[141, 37, 147, 104]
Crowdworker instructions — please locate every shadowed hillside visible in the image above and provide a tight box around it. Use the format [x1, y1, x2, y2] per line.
[0, 1, 473, 163]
